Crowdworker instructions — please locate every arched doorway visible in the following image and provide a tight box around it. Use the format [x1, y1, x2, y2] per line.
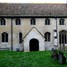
[29, 38, 39, 51]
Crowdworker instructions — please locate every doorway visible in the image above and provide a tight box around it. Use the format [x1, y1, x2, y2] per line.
[29, 38, 39, 51]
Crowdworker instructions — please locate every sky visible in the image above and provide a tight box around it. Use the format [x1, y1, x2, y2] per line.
[0, 0, 66, 3]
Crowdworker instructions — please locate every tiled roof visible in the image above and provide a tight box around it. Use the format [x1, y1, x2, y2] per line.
[0, 3, 67, 16]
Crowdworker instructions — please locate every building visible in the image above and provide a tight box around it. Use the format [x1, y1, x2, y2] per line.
[0, 3, 67, 52]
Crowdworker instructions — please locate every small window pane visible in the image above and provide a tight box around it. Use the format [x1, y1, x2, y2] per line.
[45, 32, 51, 41]
[30, 18, 36, 25]
[16, 18, 21, 25]
[59, 30, 67, 44]
[45, 18, 50, 25]
[2, 32, 8, 42]
[19, 32, 22, 43]
[0, 18, 6, 25]
[59, 19, 64, 25]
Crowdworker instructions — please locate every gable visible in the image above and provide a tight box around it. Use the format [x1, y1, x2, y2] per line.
[23, 27, 44, 39]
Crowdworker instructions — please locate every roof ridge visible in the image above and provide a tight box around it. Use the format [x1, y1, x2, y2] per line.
[0, 3, 66, 5]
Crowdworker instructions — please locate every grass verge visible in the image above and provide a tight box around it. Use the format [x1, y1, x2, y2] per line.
[0, 50, 67, 67]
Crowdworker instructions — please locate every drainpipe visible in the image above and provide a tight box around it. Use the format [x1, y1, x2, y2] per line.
[54, 17, 58, 49]
[56, 17, 58, 48]
[11, 18, 13, 51]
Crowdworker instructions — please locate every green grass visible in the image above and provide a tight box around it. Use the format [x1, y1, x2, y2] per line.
[0, 51, 67, 67]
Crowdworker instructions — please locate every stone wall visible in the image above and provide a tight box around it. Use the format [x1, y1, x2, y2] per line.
[0, 18, 67, 51]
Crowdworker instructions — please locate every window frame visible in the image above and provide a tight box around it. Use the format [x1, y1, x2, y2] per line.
[30, 18, 36, 25]
[45, 32, 51, 42]
[59, 30, 67, 44]
[19, 32, 22, 43]
[15, 18, 21, 25]
[45, 18, 50, 25]
[2, 32, 8, 42]
[0, 18, 6, 25]
[59, 18, 64, 25]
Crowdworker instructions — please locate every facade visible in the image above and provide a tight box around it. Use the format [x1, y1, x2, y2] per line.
[0, 3, 67, 52]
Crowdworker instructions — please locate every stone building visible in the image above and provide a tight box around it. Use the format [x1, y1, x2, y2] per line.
[0, 3, 67, 52]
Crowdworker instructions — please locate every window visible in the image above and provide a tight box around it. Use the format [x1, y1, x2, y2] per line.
[19, 32, 22, 43]
[45, 32, 51, 41]
[0, 18, 6, 25]
[2, 32, 8, 42]
[59, 30, 67, 44]
[59, 19, 64, 25]
[15, 18, 21, 25]
[45, 18, 50, 25]
[30, 18, 36, 25]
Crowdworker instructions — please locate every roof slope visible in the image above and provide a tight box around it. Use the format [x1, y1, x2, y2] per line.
[0, 3, 67, 16]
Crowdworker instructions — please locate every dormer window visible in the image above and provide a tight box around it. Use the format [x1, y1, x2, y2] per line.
[15, 18, 21, 25]
[59, 18, 64, 25]
[30, 18, 36, 25]
[45, 18, 50, 25]
[0, 18, 6, 25]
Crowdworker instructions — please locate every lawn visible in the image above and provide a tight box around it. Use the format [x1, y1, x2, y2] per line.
[0, 51, 67, 67]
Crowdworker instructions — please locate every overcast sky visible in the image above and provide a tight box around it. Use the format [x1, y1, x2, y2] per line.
[0, 0, 66, 3]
